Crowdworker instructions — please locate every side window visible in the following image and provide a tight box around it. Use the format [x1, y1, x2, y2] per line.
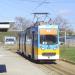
[34, 31, 38, 47]
[22, 32, 25, 44]
[26, 30, 32, 44]
[34, 31, 38, 41]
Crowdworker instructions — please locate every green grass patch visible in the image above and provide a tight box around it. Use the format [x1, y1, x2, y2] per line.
[0, 31, 18, 42]
[60, 46, 75, 62]
[0, 31, 18, 52]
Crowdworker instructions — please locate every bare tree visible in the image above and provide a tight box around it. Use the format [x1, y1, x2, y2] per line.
[9, 22, 17, 31]
[53, 16, 68, 29]
[52, 16, 73, 35]
[14, 17, 32, 31]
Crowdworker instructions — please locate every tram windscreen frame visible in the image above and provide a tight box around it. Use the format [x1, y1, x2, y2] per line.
[40, 35, 58, 45]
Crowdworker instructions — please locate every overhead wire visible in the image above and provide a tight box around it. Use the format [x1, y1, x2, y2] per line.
[33, 0, 50, 11]
[19, 0, 50, 3]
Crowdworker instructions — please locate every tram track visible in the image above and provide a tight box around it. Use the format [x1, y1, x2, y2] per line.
[33, 60, 75, 75]
[43, 64, 75, 75]
[17, 51, 75, 75]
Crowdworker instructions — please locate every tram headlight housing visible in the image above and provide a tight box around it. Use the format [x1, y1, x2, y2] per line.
[41, 47, 45, 50]
[53, 45, 58, 50]
[40, 46, 45, 50]
[53, 48, 57, 50]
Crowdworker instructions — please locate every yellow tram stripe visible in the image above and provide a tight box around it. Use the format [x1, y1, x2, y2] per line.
[38, 48, 59, 55]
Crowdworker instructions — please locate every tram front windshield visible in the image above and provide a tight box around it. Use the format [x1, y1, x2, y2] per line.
[40, 35, 58, 45]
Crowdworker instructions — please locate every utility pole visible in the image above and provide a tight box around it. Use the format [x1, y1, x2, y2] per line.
[65, 31, 67, 45]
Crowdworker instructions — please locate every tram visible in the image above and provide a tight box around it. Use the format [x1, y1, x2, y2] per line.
[19, 24, 59, 61]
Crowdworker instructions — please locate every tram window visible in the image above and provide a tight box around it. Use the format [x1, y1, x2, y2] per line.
[40, 35, 58, 45]
[34, 32, 38, 41]
[26, 30, 32, 44]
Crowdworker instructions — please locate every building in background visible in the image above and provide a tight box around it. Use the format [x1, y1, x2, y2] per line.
[0, 22, 10, 32]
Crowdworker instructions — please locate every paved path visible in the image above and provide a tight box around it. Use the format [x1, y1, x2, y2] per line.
[0, 47, 47, 75]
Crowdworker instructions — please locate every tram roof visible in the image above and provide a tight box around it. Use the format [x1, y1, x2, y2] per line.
[24, 25, 58, 32]
[39, 25, 58, 28]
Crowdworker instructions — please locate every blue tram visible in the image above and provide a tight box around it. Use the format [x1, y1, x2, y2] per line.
[19, 24, 59, 61]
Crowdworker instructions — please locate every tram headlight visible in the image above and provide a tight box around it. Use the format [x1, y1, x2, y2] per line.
[53, 45, 58, 50]
[53, 48, 57, 50]
[41, 47, 45, 50]
[40, 46, 45, 50]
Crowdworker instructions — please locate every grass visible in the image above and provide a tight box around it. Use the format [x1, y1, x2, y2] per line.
[60, 46, 75, 63]
[0, 32, 75, 63]
[3, 44, 18, 52]
[0, 31, 18, 52]
[0, 31, 18, 42]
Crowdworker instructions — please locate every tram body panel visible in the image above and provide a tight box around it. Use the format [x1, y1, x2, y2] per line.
[37, 25, 59, 60]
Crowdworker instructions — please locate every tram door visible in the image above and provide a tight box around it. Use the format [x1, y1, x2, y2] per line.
[25, 30, 32, 57]
[32, 31, 34, 59]
[32, 31, 38, 60]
